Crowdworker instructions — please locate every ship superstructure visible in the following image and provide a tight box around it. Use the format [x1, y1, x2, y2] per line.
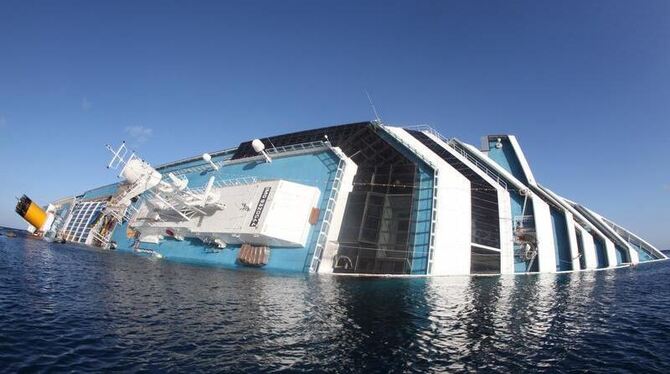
[17, 122, 667, 275]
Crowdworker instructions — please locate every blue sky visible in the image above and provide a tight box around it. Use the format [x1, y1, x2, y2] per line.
[1, 1, 668, 248]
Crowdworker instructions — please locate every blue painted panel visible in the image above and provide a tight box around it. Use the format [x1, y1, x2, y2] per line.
[409, 165, 433, 274]
[614, 246, 623, 265]
[632, 244, 656, 262]
[82, 183, 119, 200]
[575, 229, 587, 270]
[614, 244, 630, 264]
[550, 208, 573, 271]
[156, 149, 236, 175]
[487, 138, 529, 185]
[593, 236, 609, 268]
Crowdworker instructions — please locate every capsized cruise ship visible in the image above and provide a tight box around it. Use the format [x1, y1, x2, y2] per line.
[16, 121, 667, 275]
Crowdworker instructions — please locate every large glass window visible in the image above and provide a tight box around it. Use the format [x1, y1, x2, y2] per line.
[408, 130, 501, 249]
[593, 236, 609, 269]
[471, 246, 501, 274]
[575, 228, 586, 270]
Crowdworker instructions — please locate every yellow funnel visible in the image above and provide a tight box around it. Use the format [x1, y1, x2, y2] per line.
[15, 195, 48, 230]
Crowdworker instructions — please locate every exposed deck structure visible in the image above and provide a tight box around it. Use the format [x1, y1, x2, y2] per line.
[19, 121, 666, 275]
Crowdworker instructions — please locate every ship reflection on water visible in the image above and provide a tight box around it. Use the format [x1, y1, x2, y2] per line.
[1, 237, 669, 372]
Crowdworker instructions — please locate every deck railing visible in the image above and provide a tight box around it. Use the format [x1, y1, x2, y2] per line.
[404, 124, 451, 145]
[309, 157, 345, 273]
[447, 140, 509, 190]
[405, 125, 511, 191]
[266, 140, 328, 155]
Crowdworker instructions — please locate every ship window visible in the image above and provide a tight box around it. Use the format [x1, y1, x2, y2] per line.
[575, 228, 587, 270]
[471, 246, 501, 274]
[338, 192, 367, 243]
[359, 193, 386, 243]
[593, 236, 609, 269]
[615, 244, 630, 265]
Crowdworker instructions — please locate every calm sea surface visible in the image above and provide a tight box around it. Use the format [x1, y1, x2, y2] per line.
[1, 235, 669, 373]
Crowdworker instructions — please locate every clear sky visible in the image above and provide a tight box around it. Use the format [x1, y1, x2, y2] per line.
[1, 1, 668, 248]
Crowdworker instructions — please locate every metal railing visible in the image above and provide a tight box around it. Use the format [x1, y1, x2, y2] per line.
[404, 124, 452, 145]
[447, 140, 509, 190]
[380, 126, 435, 169]
[266, 140, 329, 155]
[601, 218, 665, 259]
[215, 176, 259, 188]
[405, 125, 510, 191]
[513, 215, 536, 230]
[124, 199, 142, 223]
[173, 141, 330, 172]
[309, 157, 346, 273]
[170, 161, 226, 177]
[91, 230, 110, 246]
[154, 147, 237, 172]
[187, 176, 259, 194]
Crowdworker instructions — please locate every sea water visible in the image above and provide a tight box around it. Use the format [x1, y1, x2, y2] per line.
[1, 235, 669, 372]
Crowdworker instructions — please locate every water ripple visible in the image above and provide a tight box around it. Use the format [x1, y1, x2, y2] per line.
[1, 236, 669, 372]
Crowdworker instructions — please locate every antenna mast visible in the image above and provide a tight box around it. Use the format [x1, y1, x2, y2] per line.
[365, 90, 382, 124]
